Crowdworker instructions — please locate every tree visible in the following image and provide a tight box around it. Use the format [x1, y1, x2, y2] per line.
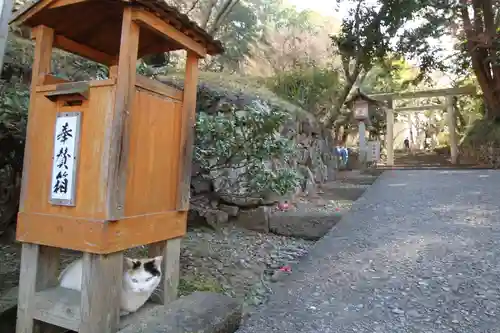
[450, 0, 500, 120]
[327, 0, 446, 128]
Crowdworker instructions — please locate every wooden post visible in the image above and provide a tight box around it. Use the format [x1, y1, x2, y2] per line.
[148, 238, 181, 305]
[386, 100, 394, 166]
[79, 8, 138, 333]
[79, 253, 123, 333]
[16, 25, 62, 333]
[107, 7, 139, 220]
[177, 51, 199, 211]
[446, 95, 458, 164]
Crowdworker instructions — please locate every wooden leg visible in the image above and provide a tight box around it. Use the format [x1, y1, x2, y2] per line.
[79, 252, 122, 333]
[16, 244, 60, 333]
[148, 238, 181, 305]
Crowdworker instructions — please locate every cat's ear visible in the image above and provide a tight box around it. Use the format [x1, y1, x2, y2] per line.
[153, 256, 163, 269]
[124, 257, 134, 270]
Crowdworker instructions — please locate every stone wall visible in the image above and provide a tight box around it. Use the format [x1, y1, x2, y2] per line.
[188, 114, 338, 230]
[159, 74, 338, 231]
[459, 144, 500, 168]
[456, 119, 500, 168]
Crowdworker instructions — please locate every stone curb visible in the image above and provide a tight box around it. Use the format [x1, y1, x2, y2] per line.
[119, 292, 242, 333]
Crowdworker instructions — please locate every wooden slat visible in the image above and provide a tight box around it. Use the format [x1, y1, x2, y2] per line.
[148, 238, 181, 304]
[131, 9, 207, 57]
[135, 74, 183, 100]
[36, 78, 116, 91]
[16, 211, 187, 254]
[48, 0, 87, 9]
[79, 252, 122, 333]
[53, 35, 115, 65]
[176, 52, 199, 211]
[10, 0, 54, 25]
[124, 89, 183, 216]
[44, 81, 90, 101]
[39, 74, 71, 85]
[368, 85, 477, 100]
[106, 7, 140, 221]
[31, 287, 162, 332]
[33, 287, 81, 331]
[19, 25, 54, 212]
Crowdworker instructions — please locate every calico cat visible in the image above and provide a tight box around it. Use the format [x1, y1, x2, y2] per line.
[58, 256, 163, 316]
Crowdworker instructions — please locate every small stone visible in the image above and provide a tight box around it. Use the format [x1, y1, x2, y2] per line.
[392, 308, 405, 315]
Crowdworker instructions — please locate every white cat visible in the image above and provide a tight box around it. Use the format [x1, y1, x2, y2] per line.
[58, 255, 163, 316]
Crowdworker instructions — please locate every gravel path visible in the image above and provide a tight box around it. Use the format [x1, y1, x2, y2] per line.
[237, 169, 500, 333]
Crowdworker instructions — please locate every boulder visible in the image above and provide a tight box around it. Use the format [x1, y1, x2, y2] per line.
[234, 207, 270, 233]
[118, 292, 242, 333]
[269, 209, 343, 240]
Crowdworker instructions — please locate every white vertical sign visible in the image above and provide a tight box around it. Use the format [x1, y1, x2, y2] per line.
[49, 112, 82, 206]
[367, 140, 380, 162]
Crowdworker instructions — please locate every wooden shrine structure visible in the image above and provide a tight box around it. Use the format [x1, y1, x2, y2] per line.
[9, 0, 223, 332]
[368, 85, 477, 166]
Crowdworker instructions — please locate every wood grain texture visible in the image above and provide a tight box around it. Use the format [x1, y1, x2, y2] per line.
[16, 244, 60, 333]
[148, 238, 181, 304]
[124, 89, 183, 216]
[131, 9, 207, 57]
[19, 25, 54, 212]
[16, 244, 39, 333]
[106, 7, 140, 221]
[79, 252, 123, 333]
[53, 34, 114, 65]
[176, 52, 199, 211]
[17, 211, 187, 253]
[17, 85, 115, 223]
[135, 74, 183, 101]
[30, 287, 161, 332]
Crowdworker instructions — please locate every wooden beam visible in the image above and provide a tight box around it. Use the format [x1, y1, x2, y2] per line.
[48, 0, 87, 9]
[79, 252, 122, 333]
[19, 25, 54, 211]
[369, 85, 477, 100]
[138, 42, 174, 59]
[135, 75, 183, 100]
[131, 9, 207, 57]
[395, 104, 445, 112]
[9, 0, 57, 25]
[53, 35, 114, 65]
[105, 7, 140, 221]
[176, 51, 199, 211]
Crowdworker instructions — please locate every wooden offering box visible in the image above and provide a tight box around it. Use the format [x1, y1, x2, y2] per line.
[10, 1, 223, 332]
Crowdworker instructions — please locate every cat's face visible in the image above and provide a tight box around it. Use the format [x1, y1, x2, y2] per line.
[123, 256, 162, 293]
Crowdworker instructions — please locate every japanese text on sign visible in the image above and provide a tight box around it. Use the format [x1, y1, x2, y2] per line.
[49, 112, 81, 206]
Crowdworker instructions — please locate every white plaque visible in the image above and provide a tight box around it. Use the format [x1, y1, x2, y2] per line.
[367, 140, 380, 162]
[49, 112, 82, 206]
[354, 100, 369, 120]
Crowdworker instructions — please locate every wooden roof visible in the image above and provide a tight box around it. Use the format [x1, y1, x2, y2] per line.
[345, 88, 384, 106]
[10, 0, 224, 64]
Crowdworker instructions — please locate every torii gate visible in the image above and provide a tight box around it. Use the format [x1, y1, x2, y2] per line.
[369, 85, 477, 166]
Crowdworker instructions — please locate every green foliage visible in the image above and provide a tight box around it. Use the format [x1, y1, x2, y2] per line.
[195, 99, 300, 196]
[267, 67, 341, 119]
[461, 119, 500, 148]
[0, 80, 29, 171]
